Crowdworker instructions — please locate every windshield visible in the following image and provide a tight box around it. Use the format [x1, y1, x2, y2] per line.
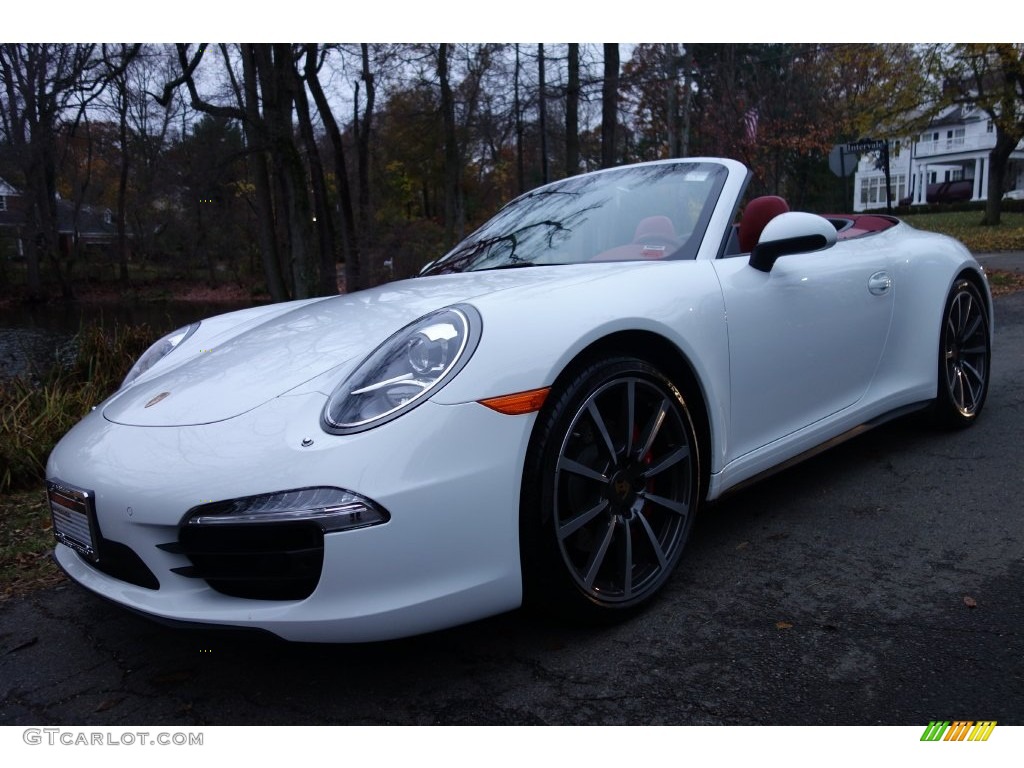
[423, 161, 729, 274]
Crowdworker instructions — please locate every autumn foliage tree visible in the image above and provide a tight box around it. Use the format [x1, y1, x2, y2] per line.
[935, 43, 1024, 225]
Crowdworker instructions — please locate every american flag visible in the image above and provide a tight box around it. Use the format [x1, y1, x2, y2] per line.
[744, 108, 759, 143]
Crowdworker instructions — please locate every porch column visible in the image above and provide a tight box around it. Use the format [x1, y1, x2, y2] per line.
[980, 157, 989, 200]
[972, 157, 983, 200]
[915, 165, 928, 204]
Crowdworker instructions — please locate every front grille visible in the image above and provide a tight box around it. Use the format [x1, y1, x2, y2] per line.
[167, 522, 324, 600]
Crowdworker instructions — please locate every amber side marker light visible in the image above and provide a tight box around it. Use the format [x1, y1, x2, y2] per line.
[478, 387, 550, 415]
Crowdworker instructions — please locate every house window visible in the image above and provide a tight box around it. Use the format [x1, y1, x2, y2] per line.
[987, 120, 994, 134]
[891, 174, 907, 204]
[860, 177, 880, 205]
[0, 196, 6, 212]
[860, 176, 906, 207]
[946, 128, 965, 150]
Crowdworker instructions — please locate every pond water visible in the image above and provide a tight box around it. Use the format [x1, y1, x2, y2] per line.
[0, 300, 259, 379]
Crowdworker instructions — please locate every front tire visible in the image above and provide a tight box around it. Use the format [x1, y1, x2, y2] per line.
[520, 357, 700, 620]
[934, 278, 990, 428]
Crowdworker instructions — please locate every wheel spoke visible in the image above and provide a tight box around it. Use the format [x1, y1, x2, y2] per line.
[558, 499, 609, 540]
[961, 313, 982, 343]
[636, 513, 669, 570]
[952, 293, 969, 336]
[636, 398, 668, 460]
[582, 518, 617, 590]
[557, 457, 608, 484]
[962, 356, 984, 378]
[587, 400, 618, 464]
[643, 444, 690, 479]
[961, 361, 984, 403]
[625, 380, 636, 457]
[644, 492, 690, 518]
[621, 521, 633, 599]
[952, 368, 967, 410]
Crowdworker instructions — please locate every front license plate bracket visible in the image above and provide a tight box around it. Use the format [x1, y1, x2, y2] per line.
[47, 479, 100, 563]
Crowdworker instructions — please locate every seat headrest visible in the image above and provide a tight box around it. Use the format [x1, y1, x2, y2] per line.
[738, 196, 790, 253]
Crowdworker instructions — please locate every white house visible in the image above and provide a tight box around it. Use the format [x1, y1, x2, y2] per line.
[853, 105, 1024, 212]
[0, 177, 17, 212]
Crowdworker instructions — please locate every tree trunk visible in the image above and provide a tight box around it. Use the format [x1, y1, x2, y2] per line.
[117, 93, 131, 284]
[239, 46, 288, 302]
[680, 45, 693, 157]
[566, 43, 580, 176]
[255, 44, 316, 299]
[538, 44, 548, 184]
[602, 44, 620, 169]
[291, 51, 337, 296]
[304, 44, 361, 294]
[358, 45, 375, 238]
[514, 45, 524, 194]
[438, 44, 461, 246]
[983, 128, 1018, 226]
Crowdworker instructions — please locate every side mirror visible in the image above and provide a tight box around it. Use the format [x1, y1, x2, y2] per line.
[749, 212, 838, 272]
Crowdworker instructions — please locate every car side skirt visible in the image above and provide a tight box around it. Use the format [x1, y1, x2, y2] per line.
[708, 399, 933, 500]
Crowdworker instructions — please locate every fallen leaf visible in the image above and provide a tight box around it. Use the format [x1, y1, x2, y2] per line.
[735, 541, 749, 550]
[4, 636, 38, 654]
[963, 596, 977, 608]
[94, 698, 123, 713]
[775, 621, 793, 630]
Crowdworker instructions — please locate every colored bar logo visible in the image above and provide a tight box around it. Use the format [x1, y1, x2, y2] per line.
[920, 721, 996, 741]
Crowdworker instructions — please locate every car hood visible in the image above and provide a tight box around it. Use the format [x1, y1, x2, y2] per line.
[102, 267, 611, 427]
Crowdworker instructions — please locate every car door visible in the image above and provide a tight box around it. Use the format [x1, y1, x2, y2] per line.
[712, 242, 895, 463]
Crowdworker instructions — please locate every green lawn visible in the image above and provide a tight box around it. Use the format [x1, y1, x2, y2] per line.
[899, 210, 1024, 253]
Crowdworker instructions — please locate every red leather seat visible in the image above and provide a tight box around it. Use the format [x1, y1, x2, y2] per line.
[737, 196, 789, 253]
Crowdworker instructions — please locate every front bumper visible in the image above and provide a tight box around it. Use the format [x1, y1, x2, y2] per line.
[46, 391, 531, 642]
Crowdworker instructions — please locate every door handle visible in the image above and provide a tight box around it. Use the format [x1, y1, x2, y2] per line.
[868, 271, 892, 296]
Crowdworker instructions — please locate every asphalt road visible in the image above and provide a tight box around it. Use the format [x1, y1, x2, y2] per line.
[1, 291, 1021, 727]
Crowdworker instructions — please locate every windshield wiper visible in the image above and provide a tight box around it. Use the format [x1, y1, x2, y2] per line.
[474, 261, 543, 271]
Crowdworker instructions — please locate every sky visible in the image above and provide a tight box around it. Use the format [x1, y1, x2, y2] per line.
[6, 1, 986, 43]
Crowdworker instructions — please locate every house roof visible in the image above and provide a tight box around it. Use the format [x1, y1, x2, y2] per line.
[929, 104, 984, 128]
[0, 177, 18, 196]
[0, 196, 116, 239]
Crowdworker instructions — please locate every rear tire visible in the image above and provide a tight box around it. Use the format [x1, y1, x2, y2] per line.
[933, 278, 990, 428]
[520, 357, 700, 621]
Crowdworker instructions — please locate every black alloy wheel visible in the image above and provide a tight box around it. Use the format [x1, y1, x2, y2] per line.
[935, 278, 990, 427]
[521, 357, 701, 619]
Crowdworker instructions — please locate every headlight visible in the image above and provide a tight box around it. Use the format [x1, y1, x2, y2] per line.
[322, 305, 481, 433]
[121, 322, 200, 388]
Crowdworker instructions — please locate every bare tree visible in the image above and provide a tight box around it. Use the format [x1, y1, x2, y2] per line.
[0, 44, 107, 301]
[100, 44, 142, 284]
[303, 44, 361, 293]
[157, 43, 330, 300]
[601, 44, 619, 168]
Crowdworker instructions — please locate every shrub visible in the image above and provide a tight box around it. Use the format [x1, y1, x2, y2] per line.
[0, 323, 155, 491]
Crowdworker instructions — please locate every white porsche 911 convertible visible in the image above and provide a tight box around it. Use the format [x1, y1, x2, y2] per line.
[46, 158, 992, 642]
